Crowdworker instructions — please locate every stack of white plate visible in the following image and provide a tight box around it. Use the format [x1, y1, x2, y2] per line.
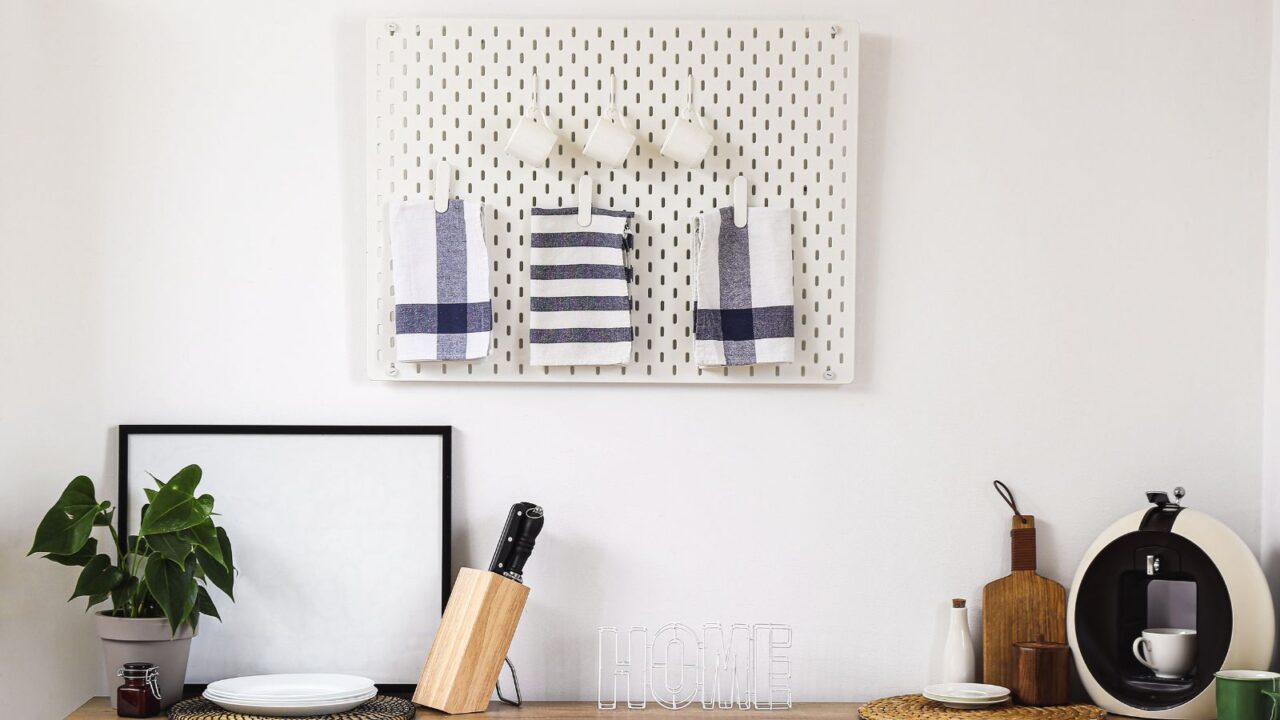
[922, 683, 1012, 709]
[204, 674, 376, 717]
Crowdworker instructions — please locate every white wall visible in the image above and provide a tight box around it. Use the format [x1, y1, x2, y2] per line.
[2, 1, 1272, 717]
[1264, 0, 1280, 666]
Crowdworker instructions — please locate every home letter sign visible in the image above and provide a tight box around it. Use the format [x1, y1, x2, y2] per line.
[598, 623, 792, 710]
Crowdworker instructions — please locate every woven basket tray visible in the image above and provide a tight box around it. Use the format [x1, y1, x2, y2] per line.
[167, 695, 415, 720]
[860, 695, 1106, 720]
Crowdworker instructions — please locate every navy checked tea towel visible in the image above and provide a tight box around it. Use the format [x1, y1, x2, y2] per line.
[390, 199, 492, 361]
[693, 207, 795, 366]
[529, 207, 634, 366]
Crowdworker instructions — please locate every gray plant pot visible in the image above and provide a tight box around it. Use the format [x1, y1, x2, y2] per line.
[96, 611, 196, 709]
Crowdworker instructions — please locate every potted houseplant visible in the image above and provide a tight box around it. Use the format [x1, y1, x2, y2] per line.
[28, 465, 234, 709]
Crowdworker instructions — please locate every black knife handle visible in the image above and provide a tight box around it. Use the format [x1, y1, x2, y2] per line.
[488, 502, 544, 583]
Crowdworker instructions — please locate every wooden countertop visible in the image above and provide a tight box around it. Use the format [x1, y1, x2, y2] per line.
[68, 698, 862, 718]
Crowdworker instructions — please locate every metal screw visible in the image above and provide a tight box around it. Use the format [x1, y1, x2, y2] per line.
[831, 25, 841, 38]
[387, 364, 399, 376]
[387, 22, 399, 36]
[823, 370, 836, 381]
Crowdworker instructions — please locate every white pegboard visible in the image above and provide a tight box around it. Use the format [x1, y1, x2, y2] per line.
[366, 18, 857, 383]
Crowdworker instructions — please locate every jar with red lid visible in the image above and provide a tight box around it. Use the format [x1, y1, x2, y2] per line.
[116, 662, 162, 718]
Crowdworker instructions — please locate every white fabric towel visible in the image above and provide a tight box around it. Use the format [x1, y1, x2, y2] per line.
[529, 207, 634, 366]
[390, 199, 492, 362]
[693, 207, 795, 366]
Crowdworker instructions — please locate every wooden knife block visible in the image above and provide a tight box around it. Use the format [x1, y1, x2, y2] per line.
[414, 567, 530, 714]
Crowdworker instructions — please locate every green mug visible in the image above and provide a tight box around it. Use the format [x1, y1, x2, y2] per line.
[1216, 670, 1280, 720]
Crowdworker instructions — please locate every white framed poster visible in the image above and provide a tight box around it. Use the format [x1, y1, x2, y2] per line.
[118, 425, 450, 688]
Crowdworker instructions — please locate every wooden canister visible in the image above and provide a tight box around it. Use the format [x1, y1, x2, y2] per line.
[1011, 641, 1070, 706]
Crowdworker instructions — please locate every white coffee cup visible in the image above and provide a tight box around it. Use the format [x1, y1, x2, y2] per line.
[505, 114, 558, 165]
[1132, 628, 1196, 679]
[660, 113, 713, 166]
[583, 111, 636, 167]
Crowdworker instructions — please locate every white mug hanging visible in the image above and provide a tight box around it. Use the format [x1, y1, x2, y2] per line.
[504, 69, 558, 165]
[583, 70, 636, 167]
[660, 70, 714, 166]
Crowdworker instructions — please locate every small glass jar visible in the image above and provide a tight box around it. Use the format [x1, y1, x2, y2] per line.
[116, 662, 162, 718]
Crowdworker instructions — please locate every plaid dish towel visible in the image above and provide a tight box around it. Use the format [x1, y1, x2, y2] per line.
[693, 207, 795, 366]
[390, 199, 492, 361]
[529, 207, 634, 366]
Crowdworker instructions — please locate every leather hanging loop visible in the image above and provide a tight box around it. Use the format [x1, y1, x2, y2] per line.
[993, 480, 1026, 524]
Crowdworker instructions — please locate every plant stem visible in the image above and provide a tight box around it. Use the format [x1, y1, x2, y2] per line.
[129, 540, 145, 618]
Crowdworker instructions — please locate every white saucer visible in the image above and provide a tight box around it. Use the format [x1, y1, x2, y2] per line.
[929, 699, 1012, 710]
[923, 683, 1011, 701]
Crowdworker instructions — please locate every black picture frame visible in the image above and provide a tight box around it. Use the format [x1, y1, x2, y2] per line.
[118, 424, 452, 696]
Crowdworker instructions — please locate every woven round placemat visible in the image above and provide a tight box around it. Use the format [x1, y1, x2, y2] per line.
[168, 695, 415, 720]
[860, 695, 1106, 720]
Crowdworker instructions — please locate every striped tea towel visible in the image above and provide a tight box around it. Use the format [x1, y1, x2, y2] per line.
[529, 207, 634, 366]
[390, 199, 492, 362]
[693, 207, 795, 366]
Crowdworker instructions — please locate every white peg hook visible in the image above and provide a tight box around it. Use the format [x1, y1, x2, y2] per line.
[607, 70, 618, 119]
[732, 175, 748, 228]
[578, 174, 593, 227]
[528, 68, 542, 121]
[684, 68, 695, 114]
[434, 161, 452, 213]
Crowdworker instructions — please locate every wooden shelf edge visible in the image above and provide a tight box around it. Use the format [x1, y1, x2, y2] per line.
[68, 697, 865, 719]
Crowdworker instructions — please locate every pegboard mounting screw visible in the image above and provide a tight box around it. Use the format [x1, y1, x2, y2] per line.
[388, 363, 399, 377]
[387, 22, 399, 36]
[823, 369, 836, 381]
[831, 25, 841, 38]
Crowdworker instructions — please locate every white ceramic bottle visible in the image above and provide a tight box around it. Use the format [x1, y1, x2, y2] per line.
[942, 598, 976, 683]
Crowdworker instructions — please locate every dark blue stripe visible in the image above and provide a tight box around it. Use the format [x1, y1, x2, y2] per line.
[530, 327, 633, 344]
[396, 302, 493, 334]
[531, 232, 625, 249]
[531, 296, 632, 312]
[531, 264, 628, 280]
[435, 200, 470, 359]
[694, 306, 793, 342]
[531, 207, 634, 218]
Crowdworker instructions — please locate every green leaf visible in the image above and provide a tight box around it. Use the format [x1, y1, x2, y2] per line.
[29, 476, 107, 555]
[139, 465, 210, 535]
[167, 464, 201, 492]
[143, 472, 165, 505]
[180, 520, 226, 569]
[144, 554, 197, 634]
[110, 576, 138, 611]
[85, 591, 109, 611]
[145, 532, 193, 565]
[196, 494, 215, 516]
[45, 537, 98, 567]
[195, 584, 221, 621]
[69, 554, 127, 601]
[93, 505, 114, 527]
[196, 526, 234, 600]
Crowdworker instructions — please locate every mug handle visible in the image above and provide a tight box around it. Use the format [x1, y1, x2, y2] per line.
[1132, 638, 1157, 671]
[1261, 690, 1280, 720]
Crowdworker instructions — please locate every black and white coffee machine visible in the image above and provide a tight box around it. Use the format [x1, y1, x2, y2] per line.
[1067, 488, 1274, 719]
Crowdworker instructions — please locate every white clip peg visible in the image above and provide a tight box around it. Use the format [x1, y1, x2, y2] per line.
[578, 174, 593, 227]
[433, 160, 452, 213]
[732, 175, 748, 228]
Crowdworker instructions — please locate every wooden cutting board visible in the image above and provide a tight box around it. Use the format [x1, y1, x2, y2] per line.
[981, 515, 1066, 688]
